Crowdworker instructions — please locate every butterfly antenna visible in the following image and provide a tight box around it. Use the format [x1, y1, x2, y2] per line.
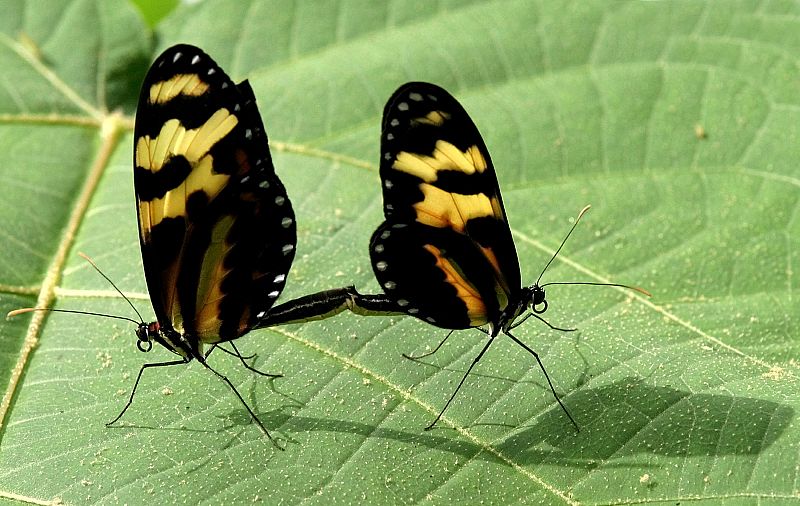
[7, 307, 142, 326]
[78, 252, 145, 323]
[536, 205, 591, 285]
[541, 281, 651, 297]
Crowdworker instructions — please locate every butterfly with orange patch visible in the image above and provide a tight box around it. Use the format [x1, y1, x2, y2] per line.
[263, 82, 647, 430]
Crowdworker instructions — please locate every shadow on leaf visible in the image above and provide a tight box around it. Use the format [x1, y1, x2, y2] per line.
[493, 378, 793, 466]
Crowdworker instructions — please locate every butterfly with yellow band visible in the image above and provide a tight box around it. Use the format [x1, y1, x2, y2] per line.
[263, 82, 648, 430]
[12, 44, 296, 445]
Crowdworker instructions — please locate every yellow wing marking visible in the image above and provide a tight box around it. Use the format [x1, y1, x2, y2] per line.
[136, 110, 238, 172]
[468, 145, 487, 173]
[194, 215, 234, 338]
[149, 74, 210, 105]
[148, 156, 229, 227]
[168, 278, 184, 335]
[138, 202, 151, 238]
[393, 140, 487, 182]
[391, 139, 501, 230]
[411, 110, 451, 126]
[423, 244, 488, 326]
[414, 184, 495, 232]
[489, 194, 503, 218]
[136, 110, 238, 227]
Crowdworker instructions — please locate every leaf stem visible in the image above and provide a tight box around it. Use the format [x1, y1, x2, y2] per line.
[0, 113, 126, 428]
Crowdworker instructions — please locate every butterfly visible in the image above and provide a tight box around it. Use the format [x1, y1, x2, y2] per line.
[124, 43, 299, 439]
[263, 82, 646, 429]
[6, 44, 296, 443]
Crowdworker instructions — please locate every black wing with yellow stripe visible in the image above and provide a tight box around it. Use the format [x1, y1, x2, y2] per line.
[134, 44, 295, 347]
[369, 82, 520, 329]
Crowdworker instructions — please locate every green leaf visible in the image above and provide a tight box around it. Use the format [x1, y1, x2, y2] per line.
[0, 0, 797, 504]
[130, 0, 179, 28]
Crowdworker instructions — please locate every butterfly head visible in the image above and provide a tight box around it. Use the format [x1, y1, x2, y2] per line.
[498, 285, 548, 332]
[528, 284, 548, 314]
[136, 321, 193, 358]
[135, 322, 159, 352]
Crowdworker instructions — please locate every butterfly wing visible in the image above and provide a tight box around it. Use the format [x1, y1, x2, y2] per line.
[370, 82, 521, 329]
[134, 44, 296, 344]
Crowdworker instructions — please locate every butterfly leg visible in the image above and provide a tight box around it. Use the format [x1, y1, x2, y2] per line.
[106, 358, 188, 427]
[226, 341, 282, 378]
[206, 343, 257, 361]
[403, 330, 455, 360]
[509, 312, 576, 332]
[204, 344, 217, 359]
[504, 330, 579, 431]
[207, 343, 281, 377]
[195, 356, 283, 449]
[425, 333, 497, 431]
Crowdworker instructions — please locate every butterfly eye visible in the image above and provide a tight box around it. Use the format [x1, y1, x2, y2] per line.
[134, 324, 153, 352]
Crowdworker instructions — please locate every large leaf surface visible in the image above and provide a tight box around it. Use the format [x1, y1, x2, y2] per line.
[0, 1, 796, 504]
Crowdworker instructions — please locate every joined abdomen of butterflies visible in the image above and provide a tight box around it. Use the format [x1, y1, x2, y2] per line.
[262, 82, 649, 431]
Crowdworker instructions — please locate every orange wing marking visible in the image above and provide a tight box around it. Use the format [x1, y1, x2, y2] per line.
[423, 244, 488, 326]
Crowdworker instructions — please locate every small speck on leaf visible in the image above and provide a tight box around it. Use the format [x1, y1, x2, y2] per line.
[762, 366, 786, 381]
[639, 473, 655, 487]
[96, 351, 112, 369]
[694, 124, 707, 139]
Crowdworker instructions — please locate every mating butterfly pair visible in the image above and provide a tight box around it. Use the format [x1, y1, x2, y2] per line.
[16, 45, 644, 444]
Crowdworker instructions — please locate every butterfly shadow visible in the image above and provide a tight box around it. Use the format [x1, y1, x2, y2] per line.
[487, 377, 793, 468]
[273, 412, 492, 459]
[103, 401, 297, 437]
[104, 350, 303, 447]
[260, 372, 791, 469]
